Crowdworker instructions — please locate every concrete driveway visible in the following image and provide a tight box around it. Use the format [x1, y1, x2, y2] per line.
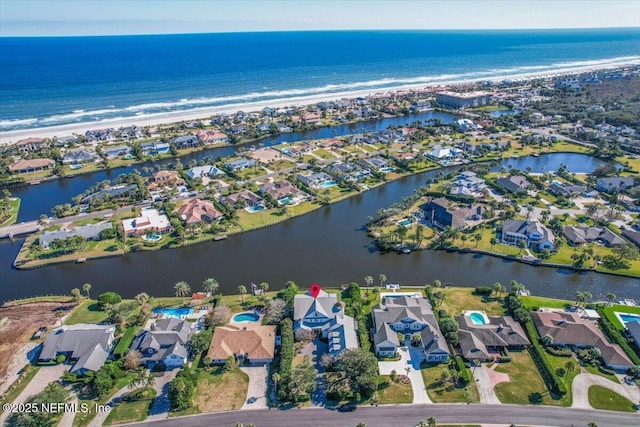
[146, 369, 179, 422]
[572, 372, 640, 410]
[240, 365, 269, 410]
[378, 347, 431, 404]
[471, 364, 501, 404]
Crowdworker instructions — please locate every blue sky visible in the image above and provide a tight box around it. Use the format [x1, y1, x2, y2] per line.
[1, 0, 639, 36]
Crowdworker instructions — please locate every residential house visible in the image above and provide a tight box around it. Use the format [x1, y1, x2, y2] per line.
[596, 177, 635, 194]
[496, 175, 531, 193]
[456, 314, 530, 361]
[147, 170, 186, 192]
[325, 162, 370, 182]
[207, 324, 277, 365]
[39, 223, 113, 249]
[501, 220, 555, 251]
[14, 137, 49, 153]
[436, 91, 492, 109]
[225, 158, 256, 172]
[450, 171, 486, 196]
[293, 288, 359, 356]
[38, 324, 115, 375]
[197, 130, 228, 145]
[118, 125, 144, 140]
[626, 321, 640, 348]
[302, 113, 321, 124]
[296, 171, 333, 188]
[103, 145, 132, 160]
[185, 165, 225, 180]
[259, 181, 309, 204]
[548, 182, 590, 197]
[219, 189, 263, 209]
[176, 198, 223, 224]
[358, 157, 389, 171]
[81, 183, 138, 204]
[531, 311, 634, 372]
[8, 158, 55, 174]
[62, 148, 100, 165]
[141, 142, 170, 156]
[419, 197, 485, 230]
[85, 129, 116, 143]
[130, 318, 192, 369]
[563, 226, 626, 247]
[171, 135, 200, 149]
[371, 296, 449, 362]
[122, 208, 172, 236]
[427, 145, 452, 160]
[622, 229, 640, 248]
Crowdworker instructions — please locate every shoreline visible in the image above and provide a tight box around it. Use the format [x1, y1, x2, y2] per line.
[2, 58, 640, 143]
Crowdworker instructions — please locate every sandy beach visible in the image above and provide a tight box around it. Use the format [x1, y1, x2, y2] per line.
[1, 58, 639, 145]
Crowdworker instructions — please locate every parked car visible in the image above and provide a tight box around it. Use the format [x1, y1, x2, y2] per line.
[338, 403, 357, 412]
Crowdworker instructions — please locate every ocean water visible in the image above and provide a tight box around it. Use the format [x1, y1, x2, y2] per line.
[1, 29, 639, 131]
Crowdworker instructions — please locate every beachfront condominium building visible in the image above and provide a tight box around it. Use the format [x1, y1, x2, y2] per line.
[436, 91, 493, 109]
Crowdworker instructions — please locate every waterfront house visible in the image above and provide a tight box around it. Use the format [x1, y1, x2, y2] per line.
[455, 314, 530, 361]
[501, 220, 555, 251]
[225, 158, 256, 172]
[296, 171, 333, 188]
[38, 324, 115, 375]
[62, 148, 100, 165]
[122, 208, 172, 236]
[301, 113, 321, 124]
[325, 162, 370, 182]
[103, 145, 133, 160]
[147, 170, 186, 192]
[130, 318, 192, 369]
[118, 125, 144, 140]
[293, 288, 359, 355]
[496, 175, 531, 193]
[207, 324, 276, 365]
[627, 321, 640, 348]
[80, 183, 139, 204]
[563, 226, 626, 247]
[176, 198, 223, 224]
[185, 165, 225, 180]
[358, 156, 389, 171]
[196, 130, 229, 145]
[427, 145, 452, 160]
[547, 182, 591, 197]
[436, 91, 492, 109]
[171, 135, 200, 149]
[450, 171, 487, 196]
[596, 176, 635, 194]
[419, 197, 485, 230]
[14, 137, 49, 153]
[85, 129, 116, 143]
[39, 223, 113, 249]
[371, 296, 449, 362]
[259, 180, 309, 204]
[531, 311, 634, 372]
[8, 158, 55, 174]
[219, 189, 263, 209]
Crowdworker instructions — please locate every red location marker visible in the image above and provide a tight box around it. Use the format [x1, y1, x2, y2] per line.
[310, 283, 321, 298]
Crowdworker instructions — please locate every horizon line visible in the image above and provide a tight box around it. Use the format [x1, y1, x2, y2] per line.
[2, 26, 640, 38]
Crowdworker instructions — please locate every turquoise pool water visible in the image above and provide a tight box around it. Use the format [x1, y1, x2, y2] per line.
[469, 312, 488, 325]
[247, 205, 265, 213]
[232, 312, 260, 323]
[319, 181, 336, 188]
[153, 308, 194, 318]
[397, 219, 411, 227]
[278, 196, 293, 204]
[380, 167, 394, 173]
[619, 313, 640, 324]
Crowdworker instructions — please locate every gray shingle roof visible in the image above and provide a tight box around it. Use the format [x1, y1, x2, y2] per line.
[456, 315, 530, 361]
[39, 324, 115, 373]
[130, 318, 192, 364]
[373, 323, 400, 347]
[39, 223, 112, 248]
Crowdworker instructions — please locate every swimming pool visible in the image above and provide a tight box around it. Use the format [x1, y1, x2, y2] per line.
[153, 307, 194, 318]
[380, 167, 395, 173]
[397, 219, 412, 227]
[278, 196, 293, 205]
[246, 205, 266, 213]
[615, 312, 640, 325]
[232, 312, 260, 323]
[319, 181, 337, 188]
[466, 310, 489, 325]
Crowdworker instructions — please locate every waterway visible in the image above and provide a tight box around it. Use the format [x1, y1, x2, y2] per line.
[1, 154, 636, 303]
[10, 111, 456, 222]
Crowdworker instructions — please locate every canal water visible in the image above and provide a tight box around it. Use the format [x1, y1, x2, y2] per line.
[10, 111, 456, 222]
[1, 157, 637, 303]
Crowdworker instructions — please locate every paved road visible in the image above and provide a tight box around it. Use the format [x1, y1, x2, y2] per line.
[572, 372, 640, 410]
[133, 404, 640, 427]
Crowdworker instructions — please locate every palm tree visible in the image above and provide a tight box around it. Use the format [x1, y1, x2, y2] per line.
[82, 283, 91, 299]
[493, 282, 505, 298]
[574, 291, 585, 307]
[55, 310, 64, 325]
[260, 282, 269, 294]
[427, 416, 437, 427]
[564, 360, 576, 382]
[364, 275, 373, 293]
[174, 281, 191, 305]
[417, 421, 428, 427]
[583, 292, 592, 307]
[606, 293, 616, 306]
[238, 285, 247, 303]
[135, 293, 149, 305]
[379, 273, 387, 288]
[202, 277, 219, 298]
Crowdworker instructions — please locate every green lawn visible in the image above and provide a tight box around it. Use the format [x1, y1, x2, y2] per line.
[493, 351, 564, 406]
[588, 385, 636, 412]
[375, 375, 413, 404]
[219, 291, 278, 314]
[183, 368, 249, 414]
[266, 159, 296, 171]
[65, 300, 110, 325]
[521, 295, 573, 311]
[545, 353, 580, 406]
[421, 364, 480, 403]
[73, 373, 137, 427]
[0, 197, 20, 227]
[312, 148, 337, 159]
[104, 387, 156, 425]
[602, 304, 640, 330]
[585, 365, 620, 384]
[438, 287, 505, 317]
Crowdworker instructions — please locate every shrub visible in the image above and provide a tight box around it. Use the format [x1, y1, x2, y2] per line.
[546, 347, 573, 357]
[597, 365, 616, 376]
[523, 319, 566, 395]
[453, 356, 471, 385]
[97, 291, 122, 310]
[474, 286, 493, 296]
[56, 354, 66, 364]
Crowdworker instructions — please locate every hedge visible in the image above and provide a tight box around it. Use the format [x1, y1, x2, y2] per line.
[113, 326, 139, 359]
[598, 365, 617, 376]
[358, 316, 372, 352]
[597, 308, 640, 365]
[523, 319, 567, 395]
[277, 318, 294, 401]
[546, 347, 573, 358]
[453, 356, 471, 385]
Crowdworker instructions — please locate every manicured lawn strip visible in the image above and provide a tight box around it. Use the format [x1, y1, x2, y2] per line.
[438, 287, 505, 317]
[602, 304, 640, 330]
[375, 375, 413, 404]
[0, 365, 40, 406]
[65, 300, 110, 325]
[175, 368, 249, 415]
[493, 351, 563, 406]
[521, 295, 573, 311]
[585, 365, 620, 384]
[103, 387, 156, 425]
[0, 198, 20, 227]
[421, 364, 479, 403]
[544, 353, 580, 406]
[113, 325, 143, 358]
[218, 291, 278, 314]
[15, 236, 124, 269]
[588, 385, 636, 412]
[72, 373, 137, 427]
